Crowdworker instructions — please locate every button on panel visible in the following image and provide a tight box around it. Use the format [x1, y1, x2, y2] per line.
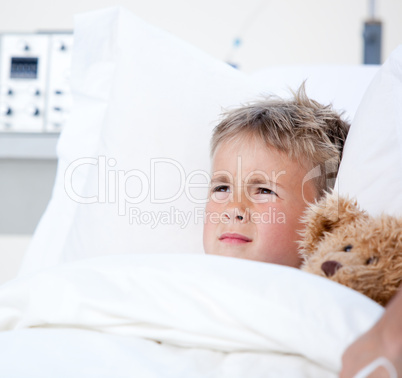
[0, 32, 73, 133]
[45, 34, 73, 132]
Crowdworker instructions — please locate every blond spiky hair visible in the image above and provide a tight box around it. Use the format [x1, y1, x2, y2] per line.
[210, 84, 350, 197]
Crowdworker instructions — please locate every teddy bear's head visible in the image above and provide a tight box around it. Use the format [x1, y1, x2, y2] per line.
[299, 191, 402, 306]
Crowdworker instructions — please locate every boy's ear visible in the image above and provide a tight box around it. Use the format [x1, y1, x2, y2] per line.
[298, 191, 367, 256]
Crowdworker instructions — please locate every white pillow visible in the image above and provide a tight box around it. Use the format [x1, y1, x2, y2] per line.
[336, 45, 402, 216]
[19, 7, 260, 275]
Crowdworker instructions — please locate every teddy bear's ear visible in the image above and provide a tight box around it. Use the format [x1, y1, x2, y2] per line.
[298, 190, 367, 256]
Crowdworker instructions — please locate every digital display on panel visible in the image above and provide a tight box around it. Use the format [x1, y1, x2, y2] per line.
[10, 57, 39, 79]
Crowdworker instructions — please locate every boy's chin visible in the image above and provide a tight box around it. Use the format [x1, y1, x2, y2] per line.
[204, 247, 246, 259]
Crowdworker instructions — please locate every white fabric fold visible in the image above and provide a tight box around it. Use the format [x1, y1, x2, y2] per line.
[0, 254, 383, 376]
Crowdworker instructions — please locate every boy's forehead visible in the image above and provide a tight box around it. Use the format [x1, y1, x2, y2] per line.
[211, 136, 313, 172]
[213, 135, 262, 157]
[212, 138, 293, 171]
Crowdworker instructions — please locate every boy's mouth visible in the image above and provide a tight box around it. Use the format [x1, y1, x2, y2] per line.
[219, 233, 252, 244]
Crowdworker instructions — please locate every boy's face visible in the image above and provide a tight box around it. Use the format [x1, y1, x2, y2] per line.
[203, 137, 317, 268]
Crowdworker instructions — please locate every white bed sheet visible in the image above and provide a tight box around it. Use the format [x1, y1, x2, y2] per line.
[0, 328, 335, 378]
[0, 254, 383, 377]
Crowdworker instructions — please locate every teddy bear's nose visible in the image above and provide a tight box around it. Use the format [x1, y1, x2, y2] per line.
[321, 260, 343, 277]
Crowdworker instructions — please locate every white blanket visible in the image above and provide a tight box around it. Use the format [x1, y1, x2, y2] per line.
[0, 254, 383, 377]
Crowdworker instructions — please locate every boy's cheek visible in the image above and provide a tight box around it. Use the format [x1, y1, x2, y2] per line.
[204, 199, 215, 213]
[204, 201, 223, 223]
[203, 222, 215, 255]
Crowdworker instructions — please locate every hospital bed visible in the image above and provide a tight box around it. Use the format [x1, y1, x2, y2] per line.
[0, 6, 400, 377]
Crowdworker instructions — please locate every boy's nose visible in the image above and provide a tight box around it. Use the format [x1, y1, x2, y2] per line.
[221, 186, 251, 223]
[223, 204, 249, 223]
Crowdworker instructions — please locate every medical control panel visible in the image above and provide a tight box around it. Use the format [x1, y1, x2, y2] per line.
[0, 32, 73, 133]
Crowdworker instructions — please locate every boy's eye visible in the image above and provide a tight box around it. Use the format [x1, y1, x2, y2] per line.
[256, 187, 277, 196]
[212, 185, 230, 193]
[210, 184, 231, 202]
[248, 186, 278, 203]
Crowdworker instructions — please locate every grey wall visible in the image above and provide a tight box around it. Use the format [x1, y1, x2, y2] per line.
[0, 158, 57, 234]
[0, 0, 402, 71]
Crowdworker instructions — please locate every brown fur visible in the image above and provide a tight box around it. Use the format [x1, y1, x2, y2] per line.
[299, 191, 402, 306]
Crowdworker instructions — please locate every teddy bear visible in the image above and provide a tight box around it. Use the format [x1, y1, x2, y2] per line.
[299, 191, 402, 306]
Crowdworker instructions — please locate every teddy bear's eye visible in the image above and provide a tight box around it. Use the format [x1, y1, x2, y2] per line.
[343, 244, 353, 252]
[366, 256, 378, 265]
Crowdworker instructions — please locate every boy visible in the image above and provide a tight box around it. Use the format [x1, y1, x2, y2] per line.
[202, 86, 402, 376]
[203, 85, 349, 267]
